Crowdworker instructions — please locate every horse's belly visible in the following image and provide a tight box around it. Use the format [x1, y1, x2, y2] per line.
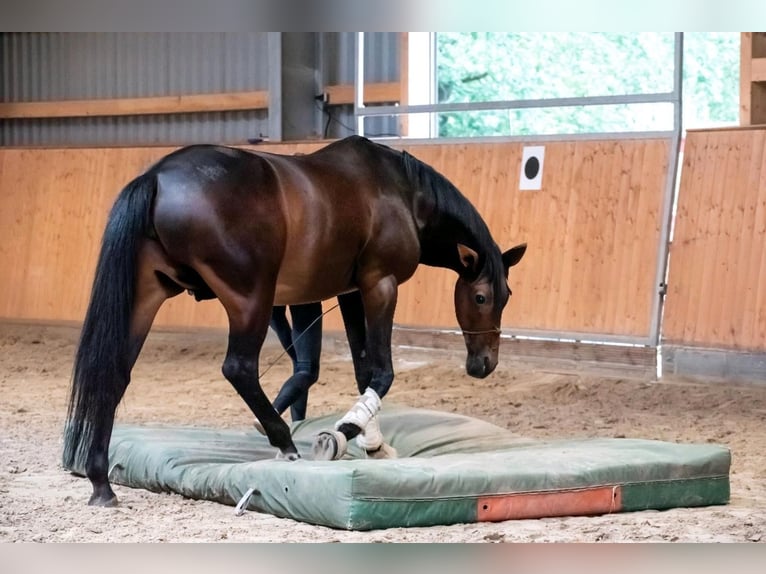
[273, 259, 355, 306]
[272, 196, 421, 305]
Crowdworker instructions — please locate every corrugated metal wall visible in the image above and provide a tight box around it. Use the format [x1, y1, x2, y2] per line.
[0, 32, 400, 146]
[319, 33, 399, 85]
[0, 33, 271, 146]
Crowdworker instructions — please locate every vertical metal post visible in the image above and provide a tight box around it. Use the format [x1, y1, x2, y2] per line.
[314, 33, 325, 139]
[429, 32, 438, 138]
[354, 32, 365, 135]
[267, 32, 282, 142]
[649, 32, 684, 351]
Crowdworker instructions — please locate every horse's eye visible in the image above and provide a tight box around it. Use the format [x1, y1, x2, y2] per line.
[475, 294, 486, 305]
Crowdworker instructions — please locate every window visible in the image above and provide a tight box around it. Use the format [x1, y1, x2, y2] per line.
[354, 32, 740, 139]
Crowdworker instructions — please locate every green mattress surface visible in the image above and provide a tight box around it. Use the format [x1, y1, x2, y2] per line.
[84, 406, 730, 530]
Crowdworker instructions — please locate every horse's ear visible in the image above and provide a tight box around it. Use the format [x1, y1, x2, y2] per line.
[457, 244, 480, 272]
[502, 243, 527, 270]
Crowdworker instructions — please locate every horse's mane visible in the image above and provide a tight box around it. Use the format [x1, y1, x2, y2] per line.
[400, 150, 506, 292]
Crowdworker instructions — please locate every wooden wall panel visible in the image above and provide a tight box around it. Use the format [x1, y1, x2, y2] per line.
[663, 128, 766, 351]
[0, 138, 668, 340]
[0, 143, 333, 332]
[396, 139, 668, 339]
[0, 147, 186, 325]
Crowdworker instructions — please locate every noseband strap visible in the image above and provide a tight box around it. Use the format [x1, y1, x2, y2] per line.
[461, 326, 502, 335]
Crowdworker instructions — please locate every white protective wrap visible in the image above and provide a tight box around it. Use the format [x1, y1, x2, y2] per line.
[355, 414, 384, 450]
[335, 387, 381, 432]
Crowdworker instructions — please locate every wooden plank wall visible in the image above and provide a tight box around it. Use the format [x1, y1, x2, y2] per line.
[0, 144, 324, 332]
[663, 128, 766, 351]
[395, 140, 668, 339]
[0, 138, 668, 339]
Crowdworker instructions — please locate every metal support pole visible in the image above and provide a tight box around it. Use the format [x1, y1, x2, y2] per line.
[649, 32, 684, 349]
[267, 32, 282, 142]
[354, 32, 365, 136]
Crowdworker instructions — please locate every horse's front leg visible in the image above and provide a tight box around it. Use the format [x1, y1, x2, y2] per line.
[313, 276, 398, 461]
[338, 290, 372, 393]
[338, 290, 397, 459]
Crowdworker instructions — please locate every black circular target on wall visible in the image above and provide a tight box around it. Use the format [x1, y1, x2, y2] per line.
[519, 146, 545, 191]
[524, 156, 540, 180]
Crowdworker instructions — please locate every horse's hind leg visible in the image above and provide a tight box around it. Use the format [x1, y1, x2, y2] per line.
[222, 333, 298, 459]
[88, 252, 180, 506]
[215, 281, 299, 459]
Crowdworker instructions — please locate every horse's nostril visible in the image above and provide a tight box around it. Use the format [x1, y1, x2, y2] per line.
[484, 356, 490, 373]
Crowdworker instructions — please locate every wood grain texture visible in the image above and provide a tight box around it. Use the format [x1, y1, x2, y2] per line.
[0, 138, 668, 339]
[323, 83, 401, 106]
[0, 91, 269, 119]
[664, 128, 766, 351]
[395, 139, 668, 338]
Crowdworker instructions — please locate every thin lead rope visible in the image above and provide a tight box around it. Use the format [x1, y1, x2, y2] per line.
[260, 302, 340, 378]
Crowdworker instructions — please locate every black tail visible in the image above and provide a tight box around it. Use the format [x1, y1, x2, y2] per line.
[62, 172, 156, 471]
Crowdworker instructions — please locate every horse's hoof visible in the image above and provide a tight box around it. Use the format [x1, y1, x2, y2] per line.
[87, 493, 118, 507]
[312, 430, 348, 461]
[365, 442, 398, 460]
[275, 451, 301, 461]
[354, 414, 383, 450]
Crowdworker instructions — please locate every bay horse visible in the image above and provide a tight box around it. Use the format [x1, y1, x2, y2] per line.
[62, 135, 527, 506]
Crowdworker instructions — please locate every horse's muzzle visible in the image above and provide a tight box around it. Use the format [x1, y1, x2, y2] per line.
[466, 354, 497, 379]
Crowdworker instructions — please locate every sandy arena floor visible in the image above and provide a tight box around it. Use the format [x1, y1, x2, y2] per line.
[0, 321, 764, 542]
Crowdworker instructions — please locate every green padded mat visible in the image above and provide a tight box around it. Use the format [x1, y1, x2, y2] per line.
[80, 406, 730, 530]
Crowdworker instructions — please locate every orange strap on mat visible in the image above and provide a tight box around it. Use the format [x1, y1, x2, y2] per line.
[478, 485, 622, 521]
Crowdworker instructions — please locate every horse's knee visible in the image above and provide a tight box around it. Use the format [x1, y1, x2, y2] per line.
[222, 354, 252, 383]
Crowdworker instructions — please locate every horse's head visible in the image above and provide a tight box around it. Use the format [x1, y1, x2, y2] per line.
[454, 242, 527, 378]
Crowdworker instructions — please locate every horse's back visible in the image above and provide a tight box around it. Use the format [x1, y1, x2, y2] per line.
[148, 138, 421, 305]
[152, 136, 399, 200]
